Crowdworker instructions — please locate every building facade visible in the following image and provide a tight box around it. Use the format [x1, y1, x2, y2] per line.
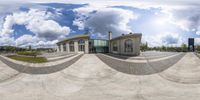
[109, 33, 142, 56]
[56, 32, 142, 56]
[188, 38, 194, 52]
[56, 35, 89, 53]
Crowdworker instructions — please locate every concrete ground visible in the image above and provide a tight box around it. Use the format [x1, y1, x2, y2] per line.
[0, 52, 200, 100]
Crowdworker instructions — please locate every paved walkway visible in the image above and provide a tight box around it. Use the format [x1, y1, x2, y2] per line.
[107, 51, 177, 60]
[0, 54, 83, 74]
[0, 60, 21, 83]
[96, 53, 185, 75]
[0, 54, 200, 100]
[160, 53, 200, 84]
[47, 53, 76, 61]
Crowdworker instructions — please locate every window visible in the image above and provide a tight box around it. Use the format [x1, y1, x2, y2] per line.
[69, 41, 74, 52]
[58, 44, 61, 51]
[78, 39, 85, 51]
[124, 39, 133, 52]
[112, 42, 118, 51]
[63, 43, 66, 51]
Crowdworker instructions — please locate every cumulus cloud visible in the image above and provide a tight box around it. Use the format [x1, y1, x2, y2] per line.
[15, 35, 39, 46]
[165, 6, 200, 35]
[142, 32, 183, 47]
[162, 34, 179, 45]
[0, 8, 70, 47]
[0, 36, 15, 46]
[1, 9, 70, 40]
[15, 34, 59, 48]
[27, 20, 70, 40]
[73, 8, 138, 37]
[0, 1, 199, 47]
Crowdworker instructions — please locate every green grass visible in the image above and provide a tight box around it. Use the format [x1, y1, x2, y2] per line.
[17, 51, 41, 56]
[7, 55, 48, 63]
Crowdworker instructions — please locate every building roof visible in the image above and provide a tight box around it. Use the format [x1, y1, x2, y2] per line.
[57, 34, 89, 44]
[110, 33, 142, 41]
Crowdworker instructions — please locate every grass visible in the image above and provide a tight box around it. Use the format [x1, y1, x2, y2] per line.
[17, 51, 41, 56]
[7, 55, 48, 63]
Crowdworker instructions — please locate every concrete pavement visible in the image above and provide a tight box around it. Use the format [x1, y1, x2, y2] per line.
[0, 53, 200, 100]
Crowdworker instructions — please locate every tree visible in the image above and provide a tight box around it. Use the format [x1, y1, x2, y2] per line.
[161, 45, 166, 51]
[29, 45, 32, 51]
[196, 45, 200, 52]
[181, 43, 187, 52]
[140, 42, 148, 51]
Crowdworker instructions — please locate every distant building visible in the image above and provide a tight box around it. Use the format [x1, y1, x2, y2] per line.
[56, 32, 142, 56]
[188, 38, 194, 51]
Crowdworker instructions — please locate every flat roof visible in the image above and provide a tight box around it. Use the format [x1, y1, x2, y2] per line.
[110, 33, 142, 41]
[57, 34, 89, 44]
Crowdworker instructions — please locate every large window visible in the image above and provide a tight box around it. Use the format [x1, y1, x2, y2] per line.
[78, 39, 85, 51]
[58, 44, 61, 51]
[69, 41, 74, 52]
[124, 39, 133, 52]
[63, 43, 66, 51]
[112, 42, 118, 51]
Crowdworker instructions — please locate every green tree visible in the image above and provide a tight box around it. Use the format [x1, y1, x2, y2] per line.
[140, 42, 148, 51]
[196, 45, 200, 52]
[181, 43, 187, 52]
[161, 45, 166, 51]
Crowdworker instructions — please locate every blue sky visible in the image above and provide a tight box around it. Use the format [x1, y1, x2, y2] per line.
[0, 0, 200, 48]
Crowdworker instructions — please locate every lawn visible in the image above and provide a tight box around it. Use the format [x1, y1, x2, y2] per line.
[7, 55, 48, 63]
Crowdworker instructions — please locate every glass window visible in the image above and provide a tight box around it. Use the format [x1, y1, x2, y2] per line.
[124, 39, 133, 52]
[113, 42, 118, 51]
[58, 44, 61, 51]
[69, 41, 74, 52]
[63, 43, 66, 51]
[78, 39, 85, 51]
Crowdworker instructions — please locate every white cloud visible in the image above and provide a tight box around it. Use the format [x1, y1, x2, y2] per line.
[1, 9, 70, 40]
[162, 6, 200, 35]
[0, 0, 199, 47]
[15, 35, 39, 46]
[73, 17, 85, 30]
[0, 36, 15, 46]
[71, 0, 200, 36]
[74, 8, 138, 37]
[142, 32, 183, 47]
[0, 8, 70, 47]
[27, 0, 200, 9]
[27, 19, 70, 40]
[15, 34, 59, 48]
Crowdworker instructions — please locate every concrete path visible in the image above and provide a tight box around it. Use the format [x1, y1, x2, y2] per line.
[47, 53, 76, 61]
[0, 54, 200, 100]
[160, 52, 200, 84]
[108, 51, 177, 60]
[0, 54, 83, 74]
[96, 53, 185, 75]
[0, 60, 21, 84]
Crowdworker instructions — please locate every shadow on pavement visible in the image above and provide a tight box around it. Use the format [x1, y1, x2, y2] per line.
[96, 53, 185, 75]
[0, 54, 83, 74]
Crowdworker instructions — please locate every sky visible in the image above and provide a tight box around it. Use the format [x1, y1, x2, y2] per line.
[0, 0, 200, 48]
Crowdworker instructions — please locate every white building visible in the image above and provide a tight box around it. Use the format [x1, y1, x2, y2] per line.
[57, 32, 142, 56]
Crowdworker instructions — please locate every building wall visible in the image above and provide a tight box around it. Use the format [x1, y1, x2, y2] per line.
[57, 37, 89, 53]
[57, 34, 142, 56]
[110, 36, 141, 56]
